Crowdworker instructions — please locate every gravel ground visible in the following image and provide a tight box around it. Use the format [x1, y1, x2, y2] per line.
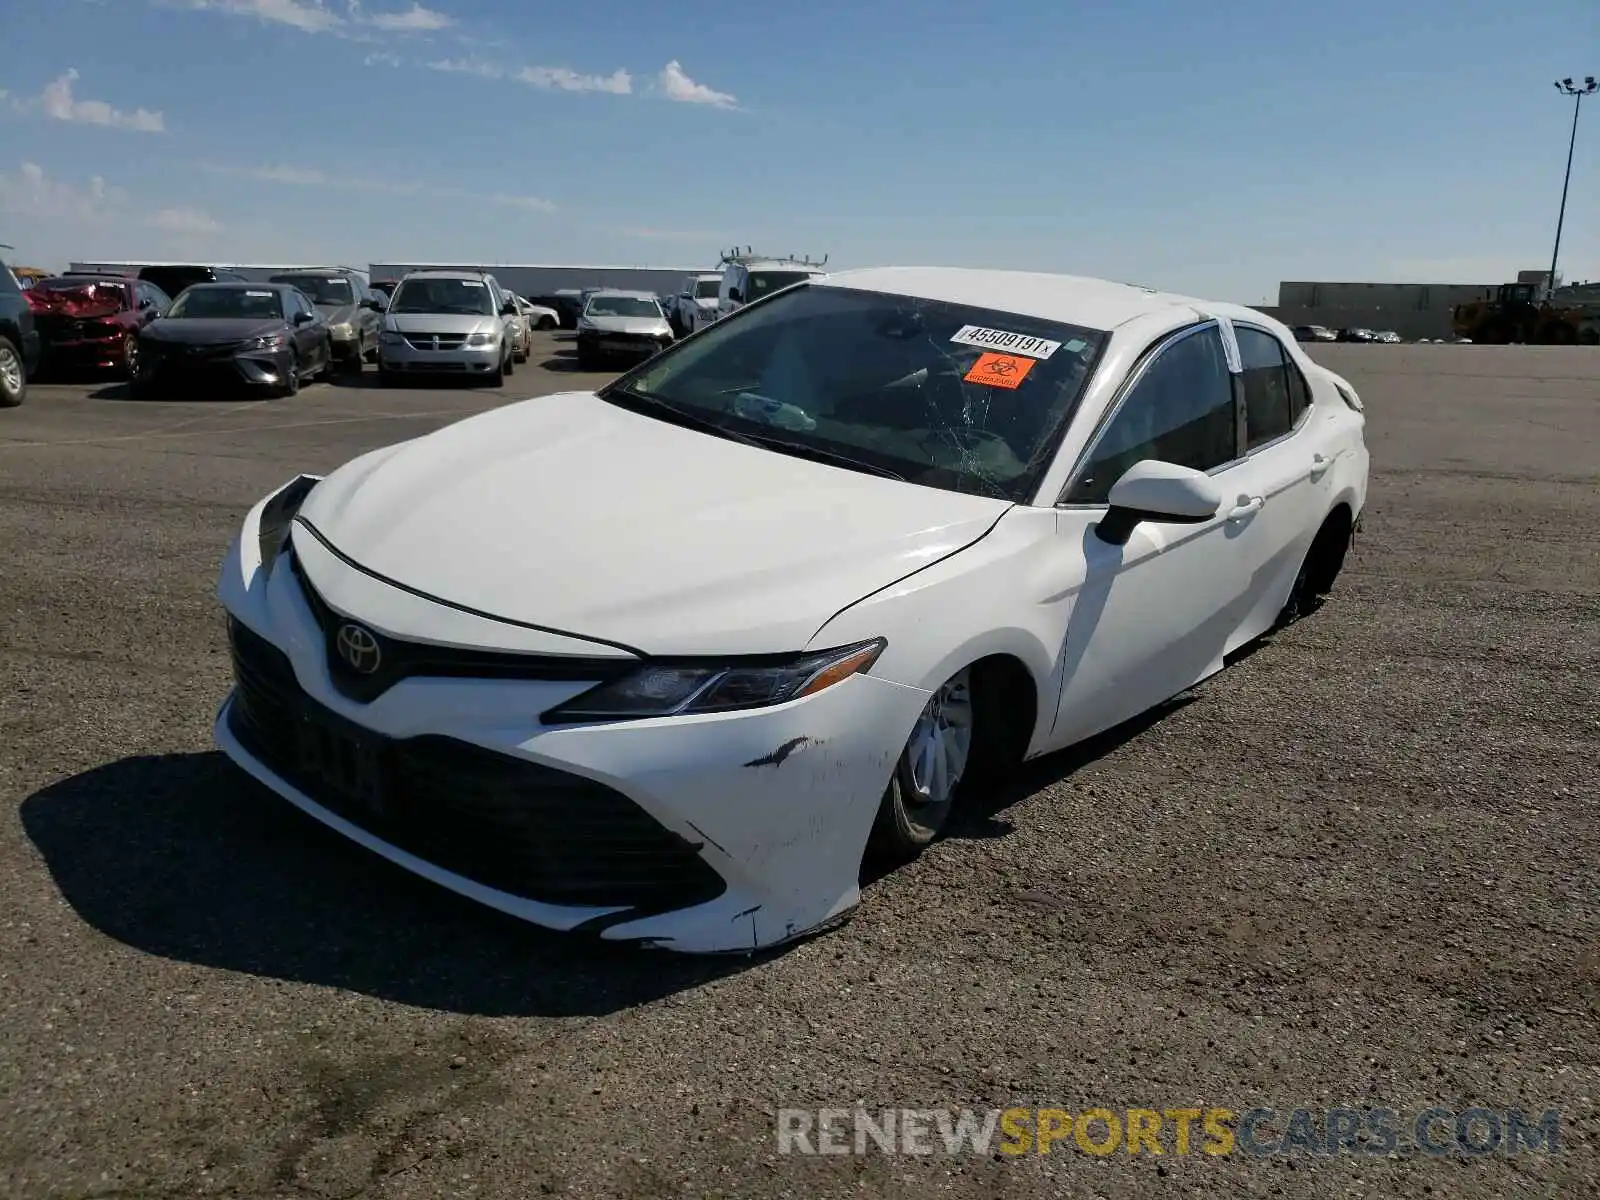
[1, 338, 1596, 1199]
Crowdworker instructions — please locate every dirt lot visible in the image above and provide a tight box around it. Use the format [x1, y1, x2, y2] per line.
[1, 337, 1596, 1199]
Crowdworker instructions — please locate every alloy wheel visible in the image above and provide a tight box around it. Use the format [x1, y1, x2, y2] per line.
[904, 668, 975, 807]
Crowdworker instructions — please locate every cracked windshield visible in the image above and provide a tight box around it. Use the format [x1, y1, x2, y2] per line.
[616, 284, 1106, 500]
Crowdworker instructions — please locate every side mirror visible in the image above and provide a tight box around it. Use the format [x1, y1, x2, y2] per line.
[139, 298, 155, 310]
[1095, 460, 1222, 546]
[360, 297, 382, 311]
[293, 310, 315, 325]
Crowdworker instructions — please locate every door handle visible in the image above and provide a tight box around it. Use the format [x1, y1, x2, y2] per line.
[1226, 495, 1264, 520]
[1310, 452, 1331, 478]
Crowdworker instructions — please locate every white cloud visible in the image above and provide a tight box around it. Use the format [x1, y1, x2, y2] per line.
[363, 50, 403, 67]
[202, 161, 555, 212]
[149, 206, 222, 235]
[173, 0, 344, 33]
[428, 56, 503, 80]
[517, 65, 632, 95]
[170, 0, 451, 36]
[657, 60, 736, 108]
[18, 69, 166, 132]
[0, 162, 125, 222]
[364, 2, 450, 31]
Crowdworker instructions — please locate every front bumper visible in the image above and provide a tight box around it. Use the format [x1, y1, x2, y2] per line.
[378, 335, 502, 375]
[37, 325, 131, 370]
[577, 330, 672, 359]
[139, 342, 294, 390]
[213, 495, 929, 953]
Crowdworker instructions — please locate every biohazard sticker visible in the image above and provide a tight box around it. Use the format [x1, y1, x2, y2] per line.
[964, 352, 1035, 389]
[950, 325, 1060, 359]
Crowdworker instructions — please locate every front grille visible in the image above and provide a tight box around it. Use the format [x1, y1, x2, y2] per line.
[287, 550, 633, 703]
[226, 619, 727, 912]
[402, 333, 468, 351]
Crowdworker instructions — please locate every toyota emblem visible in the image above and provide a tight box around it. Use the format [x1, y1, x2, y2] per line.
[335, 623, 382, 674]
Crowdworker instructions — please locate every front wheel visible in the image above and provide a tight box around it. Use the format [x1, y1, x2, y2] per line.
[0, 336, 26, 407]
[122, 334, 141, 381]
[276, 353, 300, 398]
[869, 667, 976, 860]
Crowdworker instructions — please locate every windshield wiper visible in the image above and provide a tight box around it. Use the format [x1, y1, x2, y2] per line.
[736, 433, 906, 481]
[602, 388, 767, 447]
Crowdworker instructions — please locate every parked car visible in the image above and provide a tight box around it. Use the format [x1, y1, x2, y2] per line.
[137, 264, 248, 300]
[268, 270, 385, 373]
[575, 290, 674, 369]
[1337, 327, 1378, 343]
[1373, 330, 1402, 344]
[26, 273, 171, 378]
[1291, 324, 1337, 343]
[376, 270, 518, 387]
[134, 282, 332, 398]
[12, 267, 50, 290]
[0, 253, 41, 407]
[513, 295, 560, 331]
[213, 267, 1369, 953]
[370, 280, 399, 302]
[715, 255, 828, 321]
[503, 298, 531, 364]
[669, 272, 723, 337]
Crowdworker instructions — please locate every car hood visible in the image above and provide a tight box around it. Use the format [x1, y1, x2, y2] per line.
[294, 392, 1011, 655]
[583, 314, 671, 336]
[384, 313, 498, 335]
[314, 302, 359, 323]
[146, 317, 284, 344]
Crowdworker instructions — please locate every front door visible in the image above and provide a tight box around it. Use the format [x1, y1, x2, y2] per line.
[1047, 321, 1257, 750]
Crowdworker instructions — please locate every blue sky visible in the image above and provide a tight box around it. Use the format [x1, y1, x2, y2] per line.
[3, 0, 1596, 302]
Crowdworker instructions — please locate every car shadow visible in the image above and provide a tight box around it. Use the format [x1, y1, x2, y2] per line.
[19, 752, 752, 1017]
[858, 693, 1200, 888]
[539, 355, 590, 373]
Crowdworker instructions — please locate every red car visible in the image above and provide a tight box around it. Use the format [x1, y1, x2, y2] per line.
[26, 274, 172, 378]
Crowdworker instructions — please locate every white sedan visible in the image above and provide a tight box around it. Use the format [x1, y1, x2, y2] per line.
[215, 268, 1369, 953]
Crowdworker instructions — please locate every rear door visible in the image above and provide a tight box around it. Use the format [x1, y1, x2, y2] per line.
[1221, 323, 1328, 645]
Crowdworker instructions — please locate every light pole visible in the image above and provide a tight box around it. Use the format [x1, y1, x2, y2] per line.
[1548, 76, 1596, 300]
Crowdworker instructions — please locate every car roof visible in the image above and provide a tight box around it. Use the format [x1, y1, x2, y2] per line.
[186, 281, 290, 290]
[588, 289, 659, 300]
[811, 266, 1247, 332]
[269, 269, 356, 279]
[401, 270, 490, 282]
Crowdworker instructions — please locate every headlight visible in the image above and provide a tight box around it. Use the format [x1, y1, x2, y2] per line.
[467, 332, 497, 346]
[329, 322, 354, 339]
[245, 333, 289, 350]
[542, 638, 886, 723]
[256, 474, 321, 572]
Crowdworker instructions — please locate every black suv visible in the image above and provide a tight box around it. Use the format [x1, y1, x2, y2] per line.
[137, 264, 248, 300]
[0, 252, 41, 407]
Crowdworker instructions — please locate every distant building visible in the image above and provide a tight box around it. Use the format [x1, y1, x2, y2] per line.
[68, 260, 366, 284]
[1253, 270, 1554, 339]
[368, 262, 704, 299]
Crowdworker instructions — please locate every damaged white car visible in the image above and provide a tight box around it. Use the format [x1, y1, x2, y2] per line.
[214, 267, 1369, 953]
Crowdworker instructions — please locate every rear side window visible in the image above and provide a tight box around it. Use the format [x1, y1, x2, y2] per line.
[0, 261, 19, 295]
[1235, 326, 1302, 449]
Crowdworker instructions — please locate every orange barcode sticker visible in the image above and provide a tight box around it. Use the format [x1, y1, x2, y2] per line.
[964, 352, 1035, 389]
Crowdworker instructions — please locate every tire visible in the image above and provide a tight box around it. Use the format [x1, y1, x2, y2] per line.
[122, 334, 141, 381]
[505, 349, 516, 376]
[536, 316, 556, 331]
[486, 355, 505, 388]
[1276, 510, 1353, 629]
[276, 353, 300, 399]
[0, 336, 26, 407]
[379, 369, 401, 388]
[868, 666, 976, 861]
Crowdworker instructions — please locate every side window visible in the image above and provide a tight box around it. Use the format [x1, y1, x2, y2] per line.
[1235, 326, 1298, 450]
[0, 261, 19, 295]
[147, 283, 172, 311]
[1064, 325, 1238, 505]
[1286, 356, 1311, 425]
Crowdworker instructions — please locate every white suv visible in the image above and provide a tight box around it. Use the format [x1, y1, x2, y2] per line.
[671, 272, 723, 336]
[714, 254, 828, 322]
